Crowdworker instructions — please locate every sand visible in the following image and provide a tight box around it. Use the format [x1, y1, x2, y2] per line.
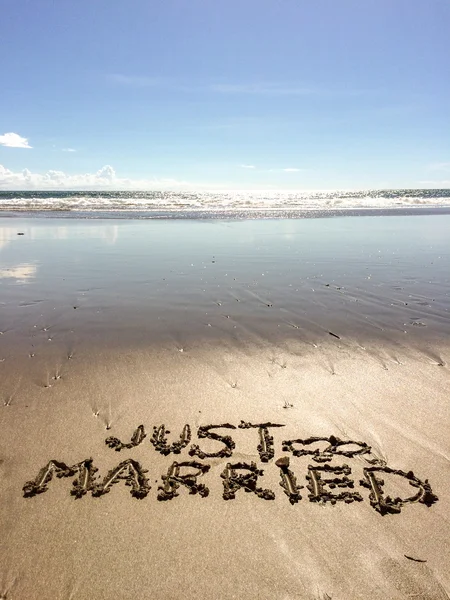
[0, 215, 449, 599]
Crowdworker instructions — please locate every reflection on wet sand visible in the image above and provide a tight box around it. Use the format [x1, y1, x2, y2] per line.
[0, 263, 37, 283]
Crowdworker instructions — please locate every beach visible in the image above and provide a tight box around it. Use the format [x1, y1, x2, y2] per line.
[1, 213, 449, 600]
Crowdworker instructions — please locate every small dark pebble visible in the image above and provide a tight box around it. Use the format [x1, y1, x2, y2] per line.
[329, 331, 341, 339]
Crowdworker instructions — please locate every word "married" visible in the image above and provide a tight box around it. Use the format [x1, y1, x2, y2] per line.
[23, 422, 438, 516]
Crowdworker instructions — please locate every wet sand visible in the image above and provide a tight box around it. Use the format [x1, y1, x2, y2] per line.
[1, 215, 449, 599]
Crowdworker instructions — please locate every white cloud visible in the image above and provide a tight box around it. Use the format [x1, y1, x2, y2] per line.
[210, 83, 315, 95]
[267, 167, 303, 173]
[0, 132, 32, 149]
[62, 148, 76, 152]
[108, 75, 317, 96]
[418, 180, 450, 187]
[428, 162, 450, 172]
[0, 163, 196, 191]
[108, 75, 377, 101]
[240, 165, 302, 173]
[108, 74, 164, 87]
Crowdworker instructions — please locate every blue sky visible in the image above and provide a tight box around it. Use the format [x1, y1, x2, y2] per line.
[1, 0, 449, 190]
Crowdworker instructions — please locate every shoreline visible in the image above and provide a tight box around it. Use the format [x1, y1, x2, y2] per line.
[1, 205, 450, 219]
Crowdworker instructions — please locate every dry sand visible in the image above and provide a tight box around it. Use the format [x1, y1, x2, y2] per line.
[0, 215, 449, 599]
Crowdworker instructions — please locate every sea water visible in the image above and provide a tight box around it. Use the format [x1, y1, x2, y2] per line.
[0, 189, 449, 218]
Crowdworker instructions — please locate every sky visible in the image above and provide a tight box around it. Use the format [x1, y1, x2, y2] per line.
[1, 0, 449, 191]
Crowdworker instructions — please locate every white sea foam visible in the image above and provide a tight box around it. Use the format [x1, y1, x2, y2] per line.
[0, 189, 449, 215]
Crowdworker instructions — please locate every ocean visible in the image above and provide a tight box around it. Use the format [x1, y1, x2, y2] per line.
[0, 188, 449, 218]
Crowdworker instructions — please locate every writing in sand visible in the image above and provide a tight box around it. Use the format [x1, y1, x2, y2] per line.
[23, 421, 438, 516]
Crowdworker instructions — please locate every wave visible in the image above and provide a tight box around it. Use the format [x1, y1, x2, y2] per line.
[0, 189, 449, 215]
